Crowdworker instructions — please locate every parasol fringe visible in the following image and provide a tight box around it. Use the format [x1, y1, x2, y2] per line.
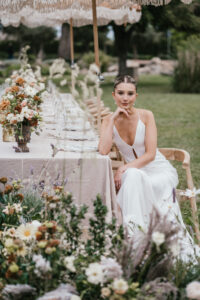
[0, 0, 192, 12]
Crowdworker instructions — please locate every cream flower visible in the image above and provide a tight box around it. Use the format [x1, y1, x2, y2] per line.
[17, 245, 27, 257]
[180, 188, 200, 198]
[101, 287, 111, 298]
[16, 223, 37, 241]
[186, 281, 200, 299]
[112, 278, 128, 295]
[85, 263, 103, 285]
[64, 256, 76, 272]
[4, 238, 14, 248]
[6, 228, 16, 237]
[152, 231, 165, 247]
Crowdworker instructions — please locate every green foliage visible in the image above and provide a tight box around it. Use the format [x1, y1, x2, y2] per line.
[80, 50, 113, 72]
[172, 35, 200, 93]
[1, 63, 21, 79]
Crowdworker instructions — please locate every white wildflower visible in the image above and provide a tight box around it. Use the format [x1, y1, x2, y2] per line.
[180, 187, 200, 198]
[64, 255, 76, 272]
[6, 93, 14, 100]
[170, 242, 180, 257]
[112, 278, 128, 295]
[13, 203, 22, 213]
[152, 231, 165, 247]
[16, 223, 37, 241]
[6, 113, 14, 121]
[101, 257, 123, 281]
[85, 262, 103, 285]
[33, 254, 51, 277]
[4, 238, 14, 248]
[186, 281, 200, 299]
[31, 220, 41, 230]
[24, 86, 37, 97]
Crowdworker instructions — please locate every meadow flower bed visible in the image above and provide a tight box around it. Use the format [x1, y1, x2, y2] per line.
[0, 176, 200, 300]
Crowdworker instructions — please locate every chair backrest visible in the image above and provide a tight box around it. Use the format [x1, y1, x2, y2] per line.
[159, 148, 200, 244]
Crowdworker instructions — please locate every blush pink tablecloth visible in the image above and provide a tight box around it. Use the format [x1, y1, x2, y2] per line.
[0, 127, 118, 222]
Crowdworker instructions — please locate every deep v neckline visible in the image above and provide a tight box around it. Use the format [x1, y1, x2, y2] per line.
[114, 118, 141, 147]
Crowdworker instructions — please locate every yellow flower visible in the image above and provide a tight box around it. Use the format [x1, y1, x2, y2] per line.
[9, 263, 19, 273]
[37, 240, 48, 248]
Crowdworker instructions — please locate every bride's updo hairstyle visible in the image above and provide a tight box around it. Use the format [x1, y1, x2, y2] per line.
[113, 75, 137, 91]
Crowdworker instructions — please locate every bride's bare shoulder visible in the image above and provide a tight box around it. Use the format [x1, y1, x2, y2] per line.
[138, 109, 155, 124]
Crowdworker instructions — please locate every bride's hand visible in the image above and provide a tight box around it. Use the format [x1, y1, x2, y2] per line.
[111, 107, 129, 121]
[114, 165, 127, 191]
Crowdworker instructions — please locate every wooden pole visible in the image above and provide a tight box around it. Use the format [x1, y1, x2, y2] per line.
[70, 18, 75, 94]
[92, 0, 101, 133]
[92, 0, 100, 67]
[70, 18, 74, 63]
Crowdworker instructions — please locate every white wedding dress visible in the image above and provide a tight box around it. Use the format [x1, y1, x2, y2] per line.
[113, 112, 199, 261]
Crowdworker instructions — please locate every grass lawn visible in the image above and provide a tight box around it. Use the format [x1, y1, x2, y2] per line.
[101, 74, 200, 231]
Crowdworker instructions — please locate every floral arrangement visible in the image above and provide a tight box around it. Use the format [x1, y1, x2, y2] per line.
[0, 46, 45, 139]
[0, 175, 200, 300]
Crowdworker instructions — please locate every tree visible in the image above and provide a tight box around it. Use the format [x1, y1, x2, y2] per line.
[112, 0, 200, 75]
[3, 25, 56, 59]
[58, 23, 70, 60]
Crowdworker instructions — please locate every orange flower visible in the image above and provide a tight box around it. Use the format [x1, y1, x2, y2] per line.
[38, 225, 47, 233]
[35, 231, 43, 241]
[11, 86, 20, 93]
[4, 184, 13, 194]
[17, 94, 25, 99]
[49, 239, 60, 247]
[15, 77, 25, 86]
[0, 99, 10, 110]
[7, 253, 16, 263]
[16, 193, 24, 202]
[29, 119, 38, 126]
[0, 177, 7, 184]
[34, 96, 40, 101]
[14, 105, 22, 113]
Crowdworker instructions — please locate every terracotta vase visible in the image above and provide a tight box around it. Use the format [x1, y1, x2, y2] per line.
[15, 125, 31, 152]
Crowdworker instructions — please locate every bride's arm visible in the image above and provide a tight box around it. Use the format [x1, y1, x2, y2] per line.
[98, 115, 114, 155]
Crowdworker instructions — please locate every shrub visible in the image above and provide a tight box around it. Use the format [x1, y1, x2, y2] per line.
[80, 50, 113, 72]
[172, 36, 200, 93]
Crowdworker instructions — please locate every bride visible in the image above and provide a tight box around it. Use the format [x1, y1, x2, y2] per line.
[98, 74, 199, 260]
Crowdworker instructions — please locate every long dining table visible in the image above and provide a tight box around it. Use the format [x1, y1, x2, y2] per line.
[0, 92, 118, 222]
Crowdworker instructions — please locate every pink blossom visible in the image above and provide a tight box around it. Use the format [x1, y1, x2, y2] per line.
[21, 100, 27, 107]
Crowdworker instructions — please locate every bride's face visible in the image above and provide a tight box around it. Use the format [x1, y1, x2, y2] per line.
[112, 82, 137, 110]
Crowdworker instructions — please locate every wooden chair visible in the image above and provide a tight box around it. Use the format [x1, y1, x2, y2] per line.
[159, 148, 200, 244]
[109, 145, 200, 244]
